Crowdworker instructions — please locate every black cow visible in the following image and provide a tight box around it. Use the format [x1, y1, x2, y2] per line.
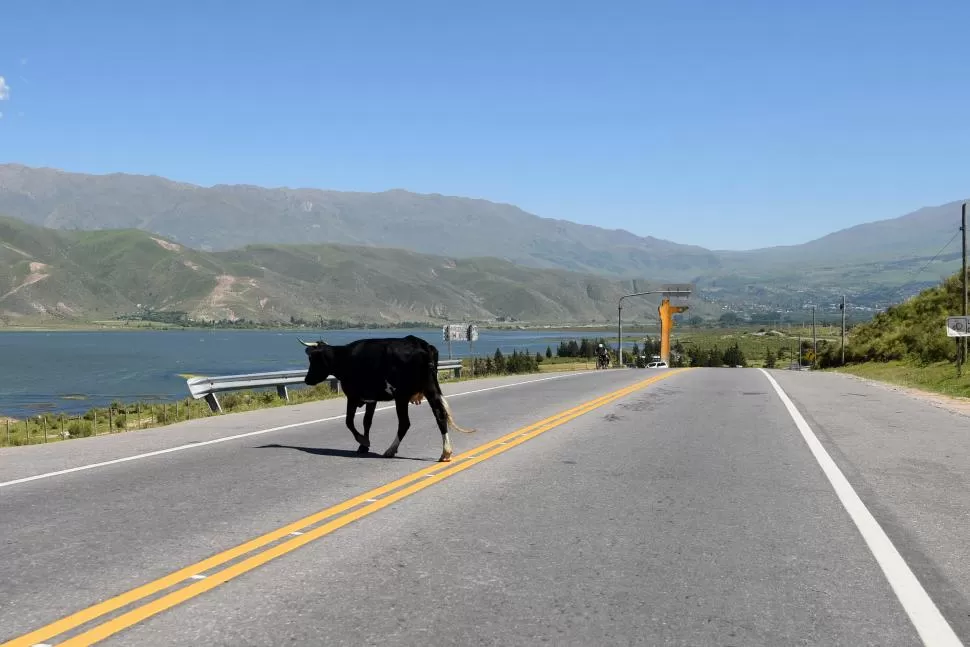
[299, 335, 475, 462]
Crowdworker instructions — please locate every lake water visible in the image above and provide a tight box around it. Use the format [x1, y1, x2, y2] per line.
[0, 328, 629, 418]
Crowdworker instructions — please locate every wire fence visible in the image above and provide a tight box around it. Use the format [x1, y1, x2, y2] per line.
[0, 385, 343, 448]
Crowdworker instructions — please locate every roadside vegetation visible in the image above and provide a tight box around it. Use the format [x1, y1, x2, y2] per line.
[825, 269, 970, 398]
[834, 361, 970, 399]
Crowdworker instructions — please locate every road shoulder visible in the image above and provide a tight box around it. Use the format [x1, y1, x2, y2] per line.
[768, 368, 970, 640]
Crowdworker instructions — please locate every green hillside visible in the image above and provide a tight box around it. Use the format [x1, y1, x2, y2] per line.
[0, 216, 717, 326]
[843, 270, 964, 365]
[829, 267, 970, 399]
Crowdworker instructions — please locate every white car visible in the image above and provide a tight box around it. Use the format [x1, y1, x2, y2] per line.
[646, 361, 668, 368]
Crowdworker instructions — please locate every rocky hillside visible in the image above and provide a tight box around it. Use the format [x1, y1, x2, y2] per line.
[0, 217, 715, 325]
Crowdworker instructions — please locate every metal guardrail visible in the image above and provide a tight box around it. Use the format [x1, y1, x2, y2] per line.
[185, 359, 464, 413]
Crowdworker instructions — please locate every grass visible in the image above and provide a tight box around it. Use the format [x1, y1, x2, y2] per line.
[539, 358, 595, 372]
[670, 326, 841, 367]
[0, 383, 344, 448]
[832, 360, 970, 399]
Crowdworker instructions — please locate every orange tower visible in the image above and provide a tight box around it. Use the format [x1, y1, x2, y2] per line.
[658, 298, 689, 364]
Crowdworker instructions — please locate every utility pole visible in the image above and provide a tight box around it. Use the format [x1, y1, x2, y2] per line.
[840, 295, 846, 366]
[812, 306, 817, 369]
[617, 304, 622, 367]
[957, 202, 967, 368]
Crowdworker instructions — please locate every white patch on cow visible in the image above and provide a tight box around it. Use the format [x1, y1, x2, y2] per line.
[442, 432, 452, 457]
[385, 381, 396, 395]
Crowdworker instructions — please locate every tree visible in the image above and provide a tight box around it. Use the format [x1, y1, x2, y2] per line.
[723, 342, 747, 368]
[568, 340, 580, 357]
[765, 348, 776, 369]
[545, 345, 553, 359]
[706, 345, 723, 367]
[493, 348, 506, 373]
[687, 345, 703, 367]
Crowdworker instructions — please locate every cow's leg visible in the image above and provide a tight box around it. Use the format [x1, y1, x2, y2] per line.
[360, 401, 377, 454]
[345, 399, 369, 450]
[424, 389, 453, 462]
[383, 397, 411, 458]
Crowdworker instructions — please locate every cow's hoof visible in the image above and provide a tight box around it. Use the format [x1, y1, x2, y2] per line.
[383, 449, 397, 458]
[438, 454, 452, 463]
[357, 444, 370, 454]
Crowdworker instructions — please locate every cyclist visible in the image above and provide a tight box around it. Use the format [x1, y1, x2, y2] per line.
[596, 343, 610, 368]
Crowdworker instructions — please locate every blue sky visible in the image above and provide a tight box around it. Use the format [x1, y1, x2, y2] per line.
[2, 0, 969, 250]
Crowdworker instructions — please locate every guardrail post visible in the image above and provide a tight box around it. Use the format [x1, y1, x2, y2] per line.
[276, 385, 289, 402]
[204, 393, 222, 413]
[328, 378, 341, 394]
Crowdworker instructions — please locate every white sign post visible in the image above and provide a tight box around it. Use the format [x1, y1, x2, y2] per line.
[442, 323, 479, 359]
[946, 316, 970, 337]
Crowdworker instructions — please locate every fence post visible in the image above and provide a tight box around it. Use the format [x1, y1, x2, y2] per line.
[25, 419, 29, 444]
[109, 406, 113, 433]
[94, 410, 97, 436]
[5, 418, 9, 446]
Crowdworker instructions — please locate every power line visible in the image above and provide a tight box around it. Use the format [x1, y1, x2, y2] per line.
[879, 230, 961, 307]
[910, 230, 960, 279]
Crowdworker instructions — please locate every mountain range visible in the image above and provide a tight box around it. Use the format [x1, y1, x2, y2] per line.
[0, 162, 966, 324]
[0, 216, 718, 325]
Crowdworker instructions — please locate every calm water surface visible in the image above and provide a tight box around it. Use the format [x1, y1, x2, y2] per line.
[0, 328, 621, 417]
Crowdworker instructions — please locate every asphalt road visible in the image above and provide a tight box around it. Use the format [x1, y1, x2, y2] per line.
[1, 367, 969, 646]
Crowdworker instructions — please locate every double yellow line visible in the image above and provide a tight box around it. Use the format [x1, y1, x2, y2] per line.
[3, 368, 686, 647]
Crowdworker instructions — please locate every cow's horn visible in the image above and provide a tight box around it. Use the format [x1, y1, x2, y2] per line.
[297, 338, 319, 347]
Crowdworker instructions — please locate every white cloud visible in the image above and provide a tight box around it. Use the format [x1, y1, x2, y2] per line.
[0, 77, 9, 100]
[20, 58, 27, 66]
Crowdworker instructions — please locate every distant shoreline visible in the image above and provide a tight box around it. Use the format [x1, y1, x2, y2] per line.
[0, 321, 661, 334]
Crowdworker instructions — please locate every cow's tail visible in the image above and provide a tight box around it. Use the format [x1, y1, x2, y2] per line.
[430, 347, 476, 434]
[440, 393, 476, 434]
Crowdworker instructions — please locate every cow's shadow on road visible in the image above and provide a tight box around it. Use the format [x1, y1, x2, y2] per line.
[255, 443, 433, 462]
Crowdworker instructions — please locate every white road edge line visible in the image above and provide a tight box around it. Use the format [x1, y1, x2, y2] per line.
[0, 372, 593, 489]
[759, 368, 963, 647]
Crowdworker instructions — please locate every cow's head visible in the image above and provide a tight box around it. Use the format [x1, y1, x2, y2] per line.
[299, 338, 334, 386]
